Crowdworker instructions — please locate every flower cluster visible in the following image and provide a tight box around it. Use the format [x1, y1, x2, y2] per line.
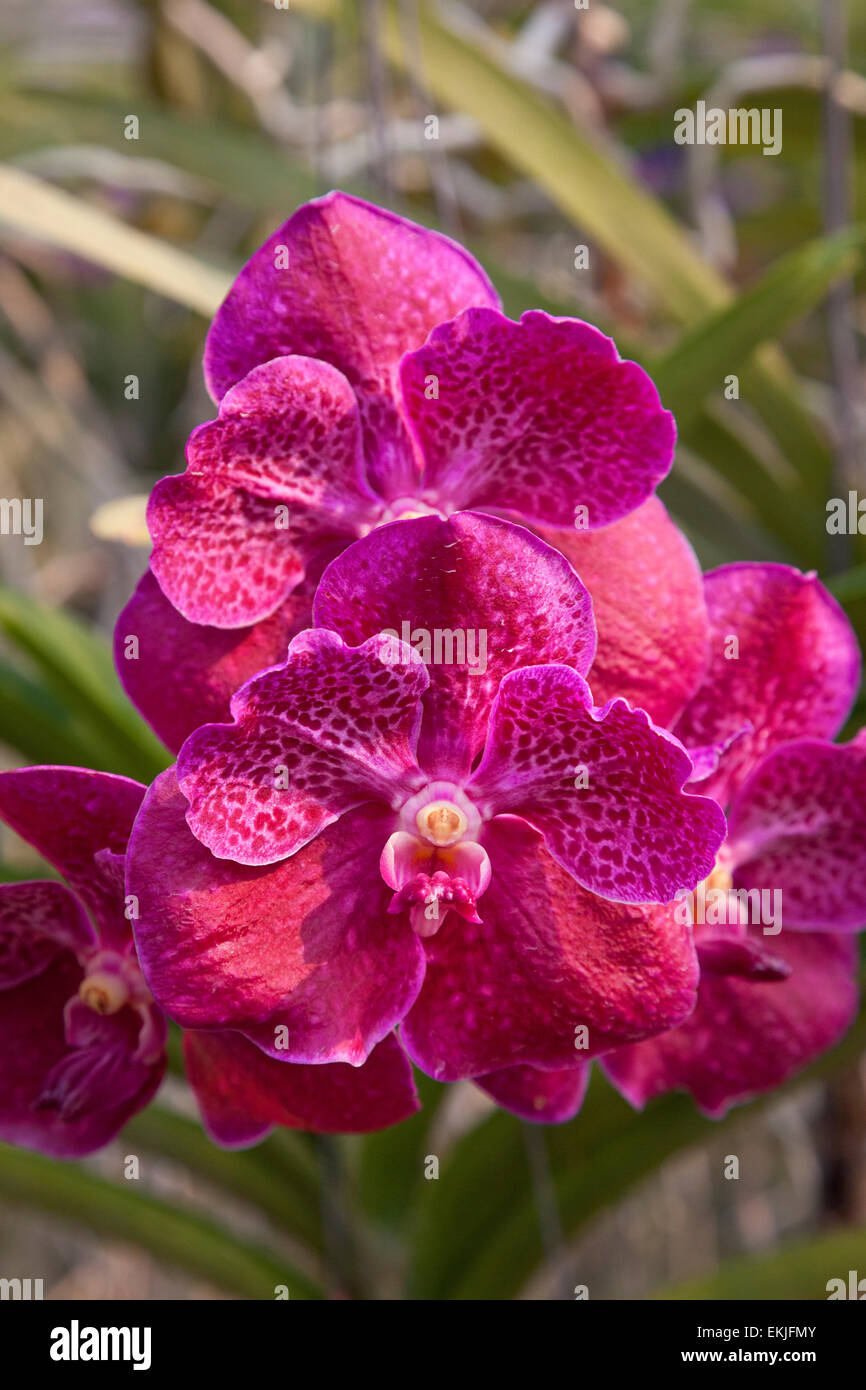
[2, 193, 863, 1153]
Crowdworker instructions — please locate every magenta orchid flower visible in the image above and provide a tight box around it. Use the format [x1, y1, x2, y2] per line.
[0, 767, 418, 1154]
[600, 563, 864, 1116]
[143, 192, 675, 633]
[0, 768, 165, 1156]
[127, 512, 725, 1084]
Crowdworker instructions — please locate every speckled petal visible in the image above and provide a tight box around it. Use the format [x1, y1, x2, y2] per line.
[184, 1029, 419, 1146]
[128, 771, 425, 1066]
[148, 356, 380, 627]
[673, 564, 860, 805]
[402, 309, 675, 525]
[148, 473, 313, 629]
[204, 191, 500, 497]
[469, 667, 726, 904]
[399, 816, 698, 1081]
[177, 629, 428, 865]
[726, 735, 866, 932]
[314, 511, 595, 779]
[535, 497, 709, 725]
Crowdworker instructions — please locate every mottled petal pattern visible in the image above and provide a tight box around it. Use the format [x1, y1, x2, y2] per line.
[469, 667, 726, 903]
[673, 564, 860, 805]
[402, 309, 675, 526]
[726, 735, 866, 932]
[148, 473, 315, 628]
[178, 629, 428, 864]
[148, 356, 381, 627]
[314, 511, 595, 779]
[204, 191, 500, 497]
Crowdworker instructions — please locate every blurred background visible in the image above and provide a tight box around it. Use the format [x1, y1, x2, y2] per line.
[0, 0, 864, 1300]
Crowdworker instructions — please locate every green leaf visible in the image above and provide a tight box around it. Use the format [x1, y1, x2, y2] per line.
[408, 1002, 866, 1300]
[0, 163, 229, 313]
[0, 657, 109, 768]
[0, 1141, 321, 1299]
[0, 89, 319, 216]
[123, 1107, 324, 1253]
[656, 1227, 866, 1300]
[653, 229, 866, 434]
[827, 563, 866, 605]
[0, 586, 169, 781]
[357, 1071, 448, 1227]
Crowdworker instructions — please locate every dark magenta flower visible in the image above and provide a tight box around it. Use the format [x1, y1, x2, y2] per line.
[601, 563, 864, 1116]
[0, 768, 418, 1153]
[144, 192, 675, 630]
[0, 768, 165, 1156]
[128, 512, 724, 1083]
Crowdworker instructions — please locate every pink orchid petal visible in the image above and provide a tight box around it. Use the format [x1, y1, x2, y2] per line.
[314, 511, 596, 779]
[0, 881, 95, 987]
[147, 472, 314, 628]
[673, 564, 860, 805]
[128, 771, 425, 1066]
[726, 735, 866, 932]
[0, 768, 145, 948]
[177, 629, 428, 865]
[469, 667, 726, 903]
[204, 191, 499, 498]
[400, 817, 698, 1081]
[184, 1030, 419, 1146]
[149, 356, 380, 627]
[602, 928, 858, 1118]
[402, 308, 675, 526]
[535, 497, 709, 725]
[476, 1061, 590, 1124]
[696, 923, 790, 981]
[115, 569, 312, 753]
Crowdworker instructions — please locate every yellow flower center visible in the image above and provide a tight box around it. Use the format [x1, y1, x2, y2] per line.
[79, 970, 130, 1016]
[416, 800, 468, 847]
